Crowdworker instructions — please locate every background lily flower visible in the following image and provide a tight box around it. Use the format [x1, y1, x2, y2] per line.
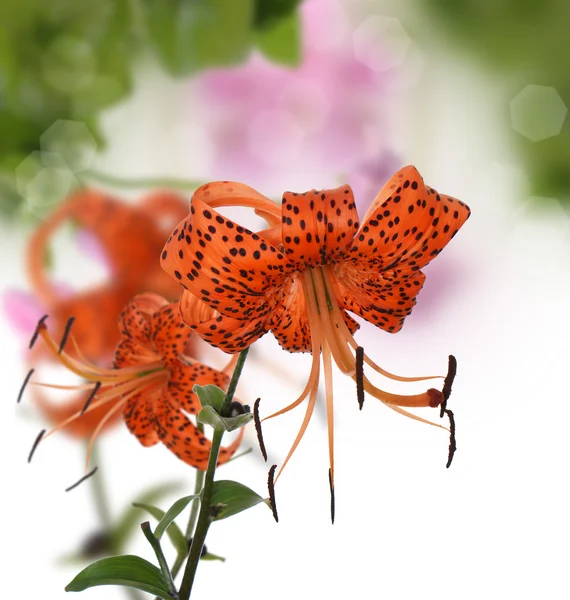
[160, 167, 470, 487]
[25, 292, 244, 471]
[7, 188, 189, 362]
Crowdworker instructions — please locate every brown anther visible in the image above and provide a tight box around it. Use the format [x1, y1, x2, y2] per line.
[81, 381, 102, 415]
[328, 468, 335, 525]
[427, 388, 444, 408]
[66, 466, 98, 492]
[28, 429, 46, 463]
[355, 346, 365, 411]
[254, 398, 267, 462]
[29, 315, 49, 350]
[58, 316, 76, 354]
[17, 368, 35, 404]
[445, 409, 457, 468]
[267, 464, 278, 523]
[440, 354, 457, 417]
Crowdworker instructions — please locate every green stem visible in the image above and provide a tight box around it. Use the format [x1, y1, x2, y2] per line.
[168, 446, 205, 581]
[89, 446, 145, 600]
[79, 169, 206, 191]
[178, 428, 224, 600]
[177, 348, 250, 600]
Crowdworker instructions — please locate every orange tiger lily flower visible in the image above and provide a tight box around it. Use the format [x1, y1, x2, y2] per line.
[26, 188, 188, 362]
[27, 293, 243, 471]
[160, 166, 470, 486]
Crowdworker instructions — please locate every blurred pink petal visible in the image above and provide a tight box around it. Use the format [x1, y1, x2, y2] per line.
[3, 283, 74, 337]
[196, 0, 398, 193]
[3, 289, 47, 336]
[74, 228, 111, 270]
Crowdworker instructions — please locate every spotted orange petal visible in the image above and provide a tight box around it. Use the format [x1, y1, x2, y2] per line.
[154, 393, 244, 469]
[281, 184, 360, 267]
[149, 302, 192, 365]
[330, 265, 426, 333]
[123, 392, 162, 447]
[165, 361, 230, 414]
[161, 195, 288, 321]
[349, 166, 471, 272]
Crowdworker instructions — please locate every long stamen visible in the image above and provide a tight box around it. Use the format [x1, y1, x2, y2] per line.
[309, 270, 355, 376]
[321, 267, 441, 383]
[262, 278, 322, 422]
[84, 395, 131, 472]
[38, 324, 162, 382]
[274, 378, 319, 484]
[322, 339, 335, 490]
[40, 371, 164, 441]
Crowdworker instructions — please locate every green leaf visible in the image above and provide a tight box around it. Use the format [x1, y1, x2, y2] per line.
[210, 479, 268, 521]
[253, 0, 302, 29]
[133, 502, 187, 557]
[220, 412, 253, 432]
[155, 495, 199, 540]
[144, 0, 254, 76]
[197, 406, 253, 432]
[197, 405, 226, 432]
[112, 482, 182, 550]
[193, 384, 226, 413]
[255, 10, 302, 66]
[65, 555, 176, 600]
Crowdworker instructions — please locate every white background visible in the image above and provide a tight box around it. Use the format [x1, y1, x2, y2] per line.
[2, 2, 570, 599]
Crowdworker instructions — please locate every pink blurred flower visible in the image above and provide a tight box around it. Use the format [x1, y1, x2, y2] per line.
[196, 0, 399, 194]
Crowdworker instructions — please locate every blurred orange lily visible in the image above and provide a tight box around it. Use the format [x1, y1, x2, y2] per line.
[27, 293, 243, 471]
[160, 166, 470, 487]
[27, 188, 188, 362]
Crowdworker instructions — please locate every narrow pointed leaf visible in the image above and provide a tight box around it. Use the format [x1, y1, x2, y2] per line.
[155, 494, 199, 540]
[210, 480, 268, 520]
[65, 555, 176, 600]
[133, 502, 187, 556]
[112, 481, 181, 549]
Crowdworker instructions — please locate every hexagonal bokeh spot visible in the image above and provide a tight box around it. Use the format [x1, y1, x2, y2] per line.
[510, 85, 568, 142]
[25, 166, 78, 218]
[16, 151, 77, 217]
[353, 16, 411, 72]
[15, 151, 67, 196]
[40, 120, 98, 173]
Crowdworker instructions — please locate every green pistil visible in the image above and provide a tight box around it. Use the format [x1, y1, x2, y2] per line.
[136, 368, 163, 378]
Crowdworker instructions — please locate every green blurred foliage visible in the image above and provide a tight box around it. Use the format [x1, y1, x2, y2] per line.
[421, 0, 570, 204]
[0, 0, 303, 219]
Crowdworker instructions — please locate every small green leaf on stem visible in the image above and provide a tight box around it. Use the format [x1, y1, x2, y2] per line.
[201, 552, 226, 562]
[193, 384, 226, 413]
[210, 480, 268, 521]
[65, 555, 177, 600]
